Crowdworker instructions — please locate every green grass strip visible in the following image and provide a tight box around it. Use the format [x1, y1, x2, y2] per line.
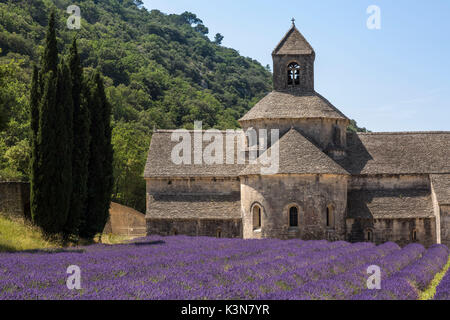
[419, 256, 450, 300]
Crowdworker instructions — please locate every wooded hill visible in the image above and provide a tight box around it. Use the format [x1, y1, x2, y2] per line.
[0, 0, 366, 212]
[0, 0, 273, 212]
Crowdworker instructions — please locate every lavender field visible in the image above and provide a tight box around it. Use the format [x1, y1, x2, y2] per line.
[0, 236, 449, 300]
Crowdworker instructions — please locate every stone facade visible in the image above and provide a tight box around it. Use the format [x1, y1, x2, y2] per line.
[144, 22, 450, 248]
[346, 217, 436, 248]
[146, 218, 241, 238]
[145, 177, 242, 238]
[0, 182, 30, 219]
[241, 174, 347, 240]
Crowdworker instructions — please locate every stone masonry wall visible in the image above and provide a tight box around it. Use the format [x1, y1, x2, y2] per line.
[347, 175, 437, 247]
[273, 54, 314, 92]
[146, 177, 242, 237]
[349, 174, 429, 191]
[440, 205, 450, 248]
[241, 174, 348, 240]
[346, 217, 436, 248]
[0, 182, 30, 219]
[146, 218, 242, 238]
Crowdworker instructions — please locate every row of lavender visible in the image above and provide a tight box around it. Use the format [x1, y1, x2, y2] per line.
[434, 261, 450, 300]
[0, 236, 448, 300]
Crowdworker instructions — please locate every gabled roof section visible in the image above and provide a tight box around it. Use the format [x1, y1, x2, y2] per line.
[338, 132, 450, 175]
[144, 130, 246, 178]
[239, 91, 349, 122]
[240, 128, 349, 176]
[272, 24, 314, 56]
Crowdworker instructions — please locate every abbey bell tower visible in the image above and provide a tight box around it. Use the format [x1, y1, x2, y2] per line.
[239, 20, 349, 154]
[272, 19, 315, 92]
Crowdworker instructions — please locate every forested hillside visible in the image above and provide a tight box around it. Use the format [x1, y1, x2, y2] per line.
[0, 0, 272, 212]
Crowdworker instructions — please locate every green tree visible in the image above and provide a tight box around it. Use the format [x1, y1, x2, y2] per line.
[42, 10, 58, 75]
[194, 23, 209, 35]
[65, 38, 90, 237]
[30, 12, 73, 235]
[111, 121, 149, 212]
[82, 71, 113, 239]
[0, 1, 275, 212]
[347, 119, 370, 133]
[0, 62, 9, 131]
[214, 33, 224, 45]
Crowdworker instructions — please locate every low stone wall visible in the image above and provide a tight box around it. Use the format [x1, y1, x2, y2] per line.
[346, 217, 436, 247]
[146, 218, 242, 238]
[103, 202, 146, 236]
[0, 182, 30, 219]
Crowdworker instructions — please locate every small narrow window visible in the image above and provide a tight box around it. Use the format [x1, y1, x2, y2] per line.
[171, 228, 178, 236]
[216, 228, 222, 238]
[326, 205, 335, 228]
[168, 180, 172, 185]
[287, 62, 300, 86]
[289, 206, 298, 227]
[366, 229, 373, 242]
[252, 205, 262, 230]
[412, 229, 417, 241]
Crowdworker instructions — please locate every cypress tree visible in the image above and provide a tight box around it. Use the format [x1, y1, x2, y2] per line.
[30, 66, 40, 223]
[55, 60, 73, 233]
[31, 11, 59, 230]
[33, 71, 57, 231]
[42, 10, 58, 75]
[31, 11, 74, 235]
[30, 66, 40, 138]
[82, 72, 113, 239]
[65, 38, 90, 237]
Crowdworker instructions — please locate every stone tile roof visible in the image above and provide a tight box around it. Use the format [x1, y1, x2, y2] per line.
[144, 130, 246, 178]
[339, 132, 450, 175]
[145, 130, 449, 178]
[240, 128, 349, 176]
[348, 189, 435, 219]
[431, 174, 450, 205]
[147, 193, 241, 219]
[272, 25, 314, 55]
[239, 91, 349, 122]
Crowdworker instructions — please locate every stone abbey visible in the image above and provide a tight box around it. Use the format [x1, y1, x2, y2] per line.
[144, 22, 450, 247]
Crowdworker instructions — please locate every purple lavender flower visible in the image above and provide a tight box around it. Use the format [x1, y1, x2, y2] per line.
[0, 237, 448, 300]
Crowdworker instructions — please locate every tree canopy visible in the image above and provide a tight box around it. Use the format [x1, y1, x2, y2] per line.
[0, 0, 273, 212]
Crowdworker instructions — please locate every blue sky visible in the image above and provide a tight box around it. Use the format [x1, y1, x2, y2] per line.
[143, 0, 450, 132]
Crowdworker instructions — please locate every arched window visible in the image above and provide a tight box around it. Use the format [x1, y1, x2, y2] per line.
[252, 204, 262, 230]
[412, 229, 417, 241]
[366, 229, 373, 242]
[326, 205, 335, 228]
[289, 206, 298, 227]
[287, 62, 300, 86]
[216, 228, 222, 238]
